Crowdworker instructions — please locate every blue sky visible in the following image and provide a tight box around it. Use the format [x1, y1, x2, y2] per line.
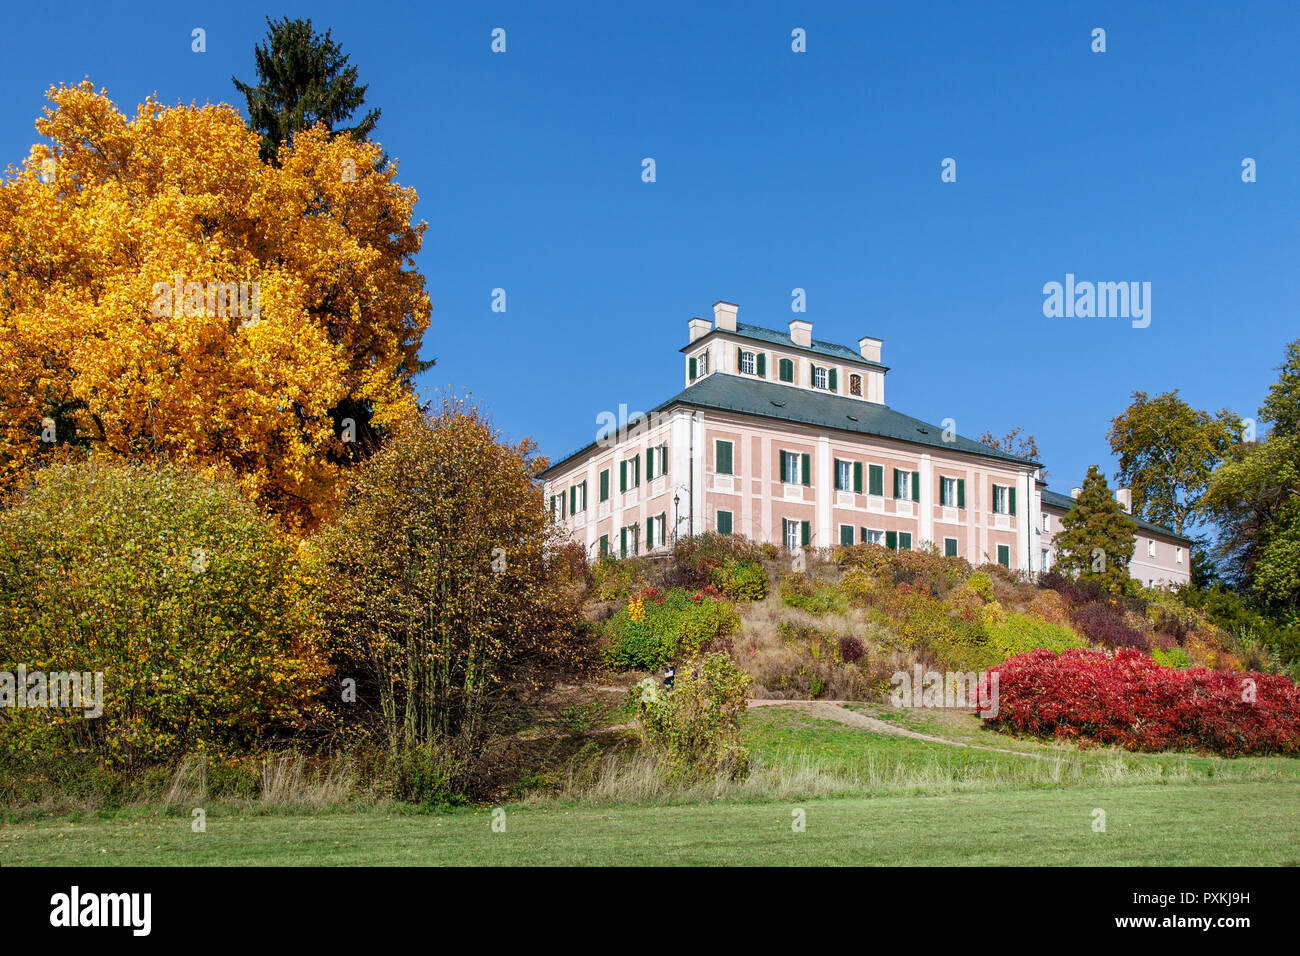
[3, 1, 1296, 495]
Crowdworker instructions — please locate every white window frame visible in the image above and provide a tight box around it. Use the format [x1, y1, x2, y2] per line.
[1176, 547, 1183, 564]
[898, 470, 912, 500]
[697, 350, 710, 375]
[1147, 539, 1155, 558]
[864, 528, 885, 546]
[940, 476, 956, 507]
[813, 366, 828, 390]
[781, 450, 800, 485]
[1042, 512, 1049, 533]
[992, 485, 1008, 514]
[784, 518, 800, 551]
[836, 459, 852, 491]
[739, 350, 756, 375]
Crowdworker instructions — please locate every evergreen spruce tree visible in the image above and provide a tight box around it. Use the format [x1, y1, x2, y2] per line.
[1055, 465, 1138, 593]
[233, 17, 381, 164]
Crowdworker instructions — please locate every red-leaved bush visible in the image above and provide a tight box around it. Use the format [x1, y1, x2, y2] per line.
[984, 649, 1300, 755]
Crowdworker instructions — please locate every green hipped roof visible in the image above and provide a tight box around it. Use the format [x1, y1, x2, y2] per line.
[1040, 489, 1190, 543]
[681, 322, 889, 371]
[540, 373, 1038, 478]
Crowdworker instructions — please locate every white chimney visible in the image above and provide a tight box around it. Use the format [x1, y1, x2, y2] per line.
[789, 319, 812, 347]
[858, 336, 882, 363]
[1070, 488, 1081, 500]
[1116, 488, 1132, 514]
[713, 301, 738, 332]
[688, 317, 711, 343]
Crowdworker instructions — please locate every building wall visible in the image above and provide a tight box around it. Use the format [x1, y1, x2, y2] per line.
[543, 407, 1040, 570]
[1041, 504, 1190, 587]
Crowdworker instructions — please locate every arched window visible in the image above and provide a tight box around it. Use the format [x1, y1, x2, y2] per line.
[849, 374, 862, 396]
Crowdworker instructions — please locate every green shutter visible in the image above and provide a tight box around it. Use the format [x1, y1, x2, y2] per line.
[1009, 487, 1017, 515]
[854, 462, 863, 494]
[717, 510, 732, 534]
[757, 353, 765, 376]
[829, 368, 837, 391]
[736, 346, 743, 370]
[550, 494, 556, 516]
[620, 528, 627, 556]
[870, 464, 883, 496]
[900, 532, 912, 551]
[689, 357, 697, 380]
[646, 519, 653, 549]
[957, 478, 965, 509]
[779, 358, 793, 382]
[633, 456, 640, 486]
[860, 527, 870, 543]
[801, 521, 811, 547]
[885, 530, 897, 550]
[660, 444, 668, 474]
[619, 461, 627, 492]
[945, 538, 958, 557]
[779, 452, 789, 484]
[570, 486, 576, 513]
[998, 544, 1010, 568]
[893, 468, 902, 498]
[810, 364, 817, 385]
[801, 453, 811, 486]
[840, 525, 854, 546]
[912, 471, 921, 502]
[645, 448, 654, 480]
[599, 535, 608, 557]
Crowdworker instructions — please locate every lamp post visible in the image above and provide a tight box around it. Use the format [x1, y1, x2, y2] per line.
[673, 493, 680, 544]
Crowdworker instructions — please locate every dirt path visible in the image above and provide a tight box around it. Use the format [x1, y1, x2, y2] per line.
[747, 698, 1047, 759]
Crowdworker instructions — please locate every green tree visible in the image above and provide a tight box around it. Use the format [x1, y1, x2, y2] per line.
[1205, 340, 1300, 616]
[1054, 465, 1137, 593]
[233, 16, 381, 164]
[1107, 390, 1242, 536]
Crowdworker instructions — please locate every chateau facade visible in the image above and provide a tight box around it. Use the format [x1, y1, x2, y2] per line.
[540, 301, 1190, 586]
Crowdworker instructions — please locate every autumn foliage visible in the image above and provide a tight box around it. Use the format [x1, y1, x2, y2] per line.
[0, 82, 430, 526]
[985, 648, 1300, 755]
[0, 461, 330, 767]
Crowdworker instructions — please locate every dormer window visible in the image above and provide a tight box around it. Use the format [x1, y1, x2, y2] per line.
[739, 350, 756, 375]
[813, 366, 827, 389]
[698, 351, 709, 375]
[849, 374, 862, 396]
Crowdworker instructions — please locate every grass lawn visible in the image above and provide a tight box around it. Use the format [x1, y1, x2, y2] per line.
[6, 707, 1299, 865]
[4, 780, 1299, 865]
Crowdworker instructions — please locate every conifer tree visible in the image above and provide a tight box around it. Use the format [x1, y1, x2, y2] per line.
[233, 17, 380, 164]
[1055, 465, 1137, 593]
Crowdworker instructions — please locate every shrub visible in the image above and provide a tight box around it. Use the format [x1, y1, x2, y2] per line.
[1070, 601, 1149, 651]
[672, 532, 765, 573]
[591, 556, 648, 601]
[779, 573, 846, 614]
[604, 589, 741, 670]
[711, 557, 769, 601]
[1152, 647, 1193, 670]
[966, 571, 996, 602]
[838, 635, 866, 664]
[0, 461, 329, 768]
[985, 612, 1088, 658]
[636, 652, 751, 779]
[840, 568, 878, 606]
[986, 648, 1300, 755]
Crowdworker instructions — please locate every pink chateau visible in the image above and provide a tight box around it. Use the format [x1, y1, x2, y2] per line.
[540, 301, 1190, 586]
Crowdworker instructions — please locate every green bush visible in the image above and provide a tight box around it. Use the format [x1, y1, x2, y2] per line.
[604, 589, 741, 669]
[985, 612, 1088, 658]
[636, 652, 751, 780]
[1151, 646, 1193, 669]
[780, 573, 847, 614]
[711, 557, 768, 601]
[590, 555, 648, 601]
[0, 461, 328, 769]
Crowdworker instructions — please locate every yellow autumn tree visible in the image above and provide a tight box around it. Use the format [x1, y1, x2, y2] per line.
[0, 81, 430, 526]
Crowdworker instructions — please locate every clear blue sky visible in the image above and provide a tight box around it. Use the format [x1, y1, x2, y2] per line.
[3, 1, 1296, 494]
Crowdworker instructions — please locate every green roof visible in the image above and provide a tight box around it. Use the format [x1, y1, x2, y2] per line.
[1040, 489, 1190, 543]
[681, 322, 888, 371]
[540, 374, 1037, 477]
